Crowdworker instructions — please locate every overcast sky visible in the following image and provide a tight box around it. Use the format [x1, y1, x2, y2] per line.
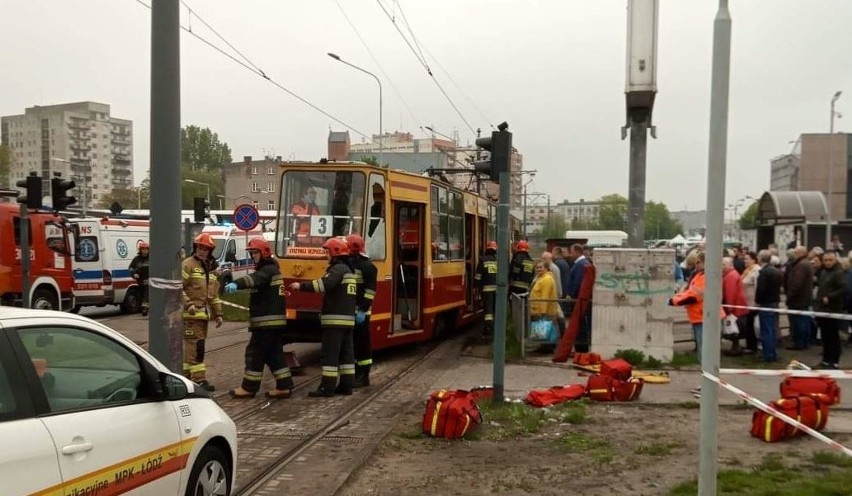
[2, 0, 851, 211]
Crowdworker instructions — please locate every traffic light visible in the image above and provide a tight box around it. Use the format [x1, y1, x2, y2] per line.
[473, 121, 513, 182]
[193, 197, 210, 222]
[51, 174, 77, 212]
[16, 172, 42, 209]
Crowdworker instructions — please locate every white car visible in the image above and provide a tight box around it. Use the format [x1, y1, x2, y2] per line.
[0, 308, 237, 496]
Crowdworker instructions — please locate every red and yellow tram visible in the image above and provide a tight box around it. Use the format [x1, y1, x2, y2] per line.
[271, 162, 510, 350]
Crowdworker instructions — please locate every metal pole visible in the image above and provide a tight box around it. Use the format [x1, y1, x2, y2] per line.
[82, 168, 88, 216]
[19, 203, 30, 309]
[826, 92, 842, 248]
[699, 1, 731, 494]
[492, 169, 511, 404]
[522, 183, 527, 238]
[149, 0, 183, 372]
[627, 119, 648, 247]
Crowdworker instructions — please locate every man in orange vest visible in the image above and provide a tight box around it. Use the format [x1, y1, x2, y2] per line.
[291, 187, 321, 245]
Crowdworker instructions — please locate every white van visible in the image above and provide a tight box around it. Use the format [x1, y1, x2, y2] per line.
[202, 224, 267, 284]
[70, 218, 150, 313]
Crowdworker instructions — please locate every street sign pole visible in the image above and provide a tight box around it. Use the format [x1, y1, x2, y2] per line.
[492, 169, 511, 404]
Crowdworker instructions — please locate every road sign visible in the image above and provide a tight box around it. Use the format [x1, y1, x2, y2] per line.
[233, 203, 260, 231]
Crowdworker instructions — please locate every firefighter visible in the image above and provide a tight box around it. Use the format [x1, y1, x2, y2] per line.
[181, 232, 223, 391]
[289, 237, 358, 397]
[224, 237, 294, 399]
[509, 240, 535, 296]
[347, 234, 377, 388]
[475, 241, 498, 335]
[129, 241, 150, 316]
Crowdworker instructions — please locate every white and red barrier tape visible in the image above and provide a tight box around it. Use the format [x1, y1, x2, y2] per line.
[703, 371, 852, 457]
[720, 368, 852, 379]
[219, 300, 250, 311]
[721, 304, 852, 321]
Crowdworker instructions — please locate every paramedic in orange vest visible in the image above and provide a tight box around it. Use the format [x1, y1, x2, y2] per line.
[181, 232, 223, 391]
[291, 187, 321, 245]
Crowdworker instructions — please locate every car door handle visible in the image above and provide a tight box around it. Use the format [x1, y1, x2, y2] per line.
[61, 441, 93, 455]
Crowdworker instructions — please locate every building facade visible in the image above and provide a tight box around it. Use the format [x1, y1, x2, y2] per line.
[769, 153, 800, 192]
[798, 133, 852, 220]
[555, 199, 602, 228]
[221, 156, 280, 211]
[1, 102, 133, 210]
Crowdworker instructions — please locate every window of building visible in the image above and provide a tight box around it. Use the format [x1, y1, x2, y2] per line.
[251, 165, 258, 175]
[267, 200, 275, 210]
[251, 182, 259, 193]
[267, 181, 275, 193]
[267, 165, 274, 174]
[252, 200, 259, 208]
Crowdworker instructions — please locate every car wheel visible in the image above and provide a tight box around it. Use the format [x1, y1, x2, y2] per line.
[185, 445, 231, 496]
[31, 287, 59, 310]
[121, 288, 141, 314]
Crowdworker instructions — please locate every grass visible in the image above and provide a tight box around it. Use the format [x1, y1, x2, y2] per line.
[466, 400, 589, 441]
[668, 452, 852, 495]
[221, 291, 250, 322]
[669, 351, 700, 369]
[635, 441, 682, 456]
[553, 432, 613, 463]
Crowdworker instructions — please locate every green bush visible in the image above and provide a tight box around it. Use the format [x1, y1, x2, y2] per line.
[614, 348, 645, 366]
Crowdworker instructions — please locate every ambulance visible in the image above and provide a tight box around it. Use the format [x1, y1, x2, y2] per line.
[70, 217, 150, 313]
[202, 224, 267, 285]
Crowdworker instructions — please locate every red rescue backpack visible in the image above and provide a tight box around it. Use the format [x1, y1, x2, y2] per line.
[750, 395, 830, 443]
[573, 353, 602, 366]
[585, 374, 644, 402]
[525, 384, 586, 408]
[600, 358, 633, 381]
[780, 377, 841, 406]
[422, 390, 483, 439]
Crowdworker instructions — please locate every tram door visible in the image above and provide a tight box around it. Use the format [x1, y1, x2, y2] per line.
[393, 202, 423, 331]
[464, 213, 475, 311]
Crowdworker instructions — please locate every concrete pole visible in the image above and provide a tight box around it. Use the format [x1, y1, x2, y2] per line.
[627, 119, 648, 247]
[826, 92, 842, 248]
[522, 183, 527, 238]
[492, 169, 511, 404]
[148, 0, 183, 372]
[699, 1, 731, 494]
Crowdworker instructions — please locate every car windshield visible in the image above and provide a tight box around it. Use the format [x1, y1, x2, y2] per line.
[276, 170, 366, 258]
[212, 238, 226, 259]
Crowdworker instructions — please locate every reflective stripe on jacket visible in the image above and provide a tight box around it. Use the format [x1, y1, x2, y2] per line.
[181, 255, 222, 320]
[234, 257, 286, 330]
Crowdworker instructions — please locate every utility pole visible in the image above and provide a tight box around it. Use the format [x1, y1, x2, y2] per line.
[148, 0, 183, 372]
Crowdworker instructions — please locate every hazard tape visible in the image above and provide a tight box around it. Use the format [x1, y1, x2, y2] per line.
[721, 304, 852, 321]
[720, 368, 852, 379]
[220, 300, 250, 311]
[702, 371, 852, 457]
[148, 277, 183, 290]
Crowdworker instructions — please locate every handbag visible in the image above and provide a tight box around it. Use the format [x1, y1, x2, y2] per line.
[530, 318, 557, 342]
[723, 314, 740, 337]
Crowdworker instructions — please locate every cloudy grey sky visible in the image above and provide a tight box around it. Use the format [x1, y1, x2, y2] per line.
[2, 0, 851, 211]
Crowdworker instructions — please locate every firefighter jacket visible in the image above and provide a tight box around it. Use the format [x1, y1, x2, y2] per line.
[181, 255, 223, 321]
[300, 257, 357, 329]
[475, 252, 498, 292]
[129, 254, 150, 283]
[670, 270, 724, 324]
[509, 252, 535, 292]
[351, 254, 378, 314]
[233, 257, 286, 331]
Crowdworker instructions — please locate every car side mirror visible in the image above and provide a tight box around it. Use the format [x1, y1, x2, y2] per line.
[160, 372, 188, 401]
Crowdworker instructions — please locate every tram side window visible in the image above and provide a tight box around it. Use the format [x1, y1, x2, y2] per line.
[430, 185, 449, 261]
[365, 174, 386, 260]
[448, 191, 464, 260]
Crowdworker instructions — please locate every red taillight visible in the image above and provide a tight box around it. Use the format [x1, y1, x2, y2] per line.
[103, 270, 112, 286]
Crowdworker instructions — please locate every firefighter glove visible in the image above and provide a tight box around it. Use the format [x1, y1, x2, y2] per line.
[355, 310, 366, 324]
[224, 282, 238, 294]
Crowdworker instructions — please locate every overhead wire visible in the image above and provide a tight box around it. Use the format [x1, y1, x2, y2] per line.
[132, 0, 377, 144]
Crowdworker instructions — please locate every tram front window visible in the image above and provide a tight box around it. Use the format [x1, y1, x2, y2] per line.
[279, 170, 366, 256]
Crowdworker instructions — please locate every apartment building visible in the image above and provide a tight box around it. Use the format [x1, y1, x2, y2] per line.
[221, 156, 280, 211]
[1, 101, 133, 210]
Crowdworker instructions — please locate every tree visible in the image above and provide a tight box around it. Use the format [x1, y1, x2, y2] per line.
[181, 125, 233, 171]
[597, 194, 628, 230]
[0, 144, 10, 189]
[97, 187, 143, 211]
[541, 212, 569, 240]
[739, 200, 760, 230]
[644, 201, 684, 240]
[181, 166, 224, 210]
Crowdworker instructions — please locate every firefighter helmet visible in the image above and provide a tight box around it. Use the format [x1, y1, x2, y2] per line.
[138, 241, 150, 250]
[323, 237, 350, 257]
[246, 237, 272, 258]
[193, 232, 215, 250]
[486, 240, 498, 251]
[346, 234, 366, 256]
[516, 240, 529, 252]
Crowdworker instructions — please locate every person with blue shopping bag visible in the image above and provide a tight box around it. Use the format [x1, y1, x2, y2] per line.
[529, 261, 560, 342]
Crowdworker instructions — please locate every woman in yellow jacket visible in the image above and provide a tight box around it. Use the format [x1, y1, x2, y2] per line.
[529, 261, 560, 340]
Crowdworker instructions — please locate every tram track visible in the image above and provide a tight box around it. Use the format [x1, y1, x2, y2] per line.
[231, 336, 457, 496]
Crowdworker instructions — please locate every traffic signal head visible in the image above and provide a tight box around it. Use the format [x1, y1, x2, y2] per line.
[194, 197, 210, 222]
[50, 174, 76, 212]
[473, 122, 512, 182]
[16, 172, 42, 209]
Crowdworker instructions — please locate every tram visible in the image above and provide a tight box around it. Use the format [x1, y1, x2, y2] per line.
[271, 162, 513, 350]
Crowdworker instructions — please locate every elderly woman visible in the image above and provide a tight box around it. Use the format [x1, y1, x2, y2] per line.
[529, 260, 560, 341]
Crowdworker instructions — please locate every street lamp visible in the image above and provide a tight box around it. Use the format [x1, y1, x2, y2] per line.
[184, 179, 210, 204]
[826, 90, 843, 248]
[328, 52, 383, 166]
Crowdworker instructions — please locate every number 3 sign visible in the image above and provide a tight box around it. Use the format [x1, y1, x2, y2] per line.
[310, 215, 333, 237]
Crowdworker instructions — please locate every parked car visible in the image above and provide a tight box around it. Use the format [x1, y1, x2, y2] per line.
[0, 308, 237, 496]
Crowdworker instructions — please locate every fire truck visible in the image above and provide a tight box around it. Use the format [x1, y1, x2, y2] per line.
[0, 202, 74, 310]
[69, 217, 150, 313]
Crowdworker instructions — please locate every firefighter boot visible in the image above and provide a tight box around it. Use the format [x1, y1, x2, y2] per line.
[308, 376, 337, 398]
[335, 374, 354, 395]
[353, 366, 370, 388]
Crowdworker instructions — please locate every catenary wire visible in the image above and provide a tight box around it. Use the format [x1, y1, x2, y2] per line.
[133, 0, 377, 144]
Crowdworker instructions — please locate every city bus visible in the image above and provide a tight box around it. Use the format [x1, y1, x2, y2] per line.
[272, 162, 508, 350]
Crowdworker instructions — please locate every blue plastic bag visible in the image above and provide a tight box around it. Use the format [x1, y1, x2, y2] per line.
[530, 319, 557, 342]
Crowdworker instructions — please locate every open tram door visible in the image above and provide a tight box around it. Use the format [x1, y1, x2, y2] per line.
[393, 201, 424, 332]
